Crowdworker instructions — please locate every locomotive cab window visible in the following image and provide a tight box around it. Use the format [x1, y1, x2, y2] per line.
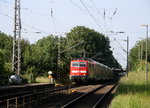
[79, 62, 86, 67]
[72, 62, 86, 67]
[72, 62, 79, 67]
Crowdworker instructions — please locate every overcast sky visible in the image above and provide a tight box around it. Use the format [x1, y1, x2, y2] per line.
[0, 0, 150, 68]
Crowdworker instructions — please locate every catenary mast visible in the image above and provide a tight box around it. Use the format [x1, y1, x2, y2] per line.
[12, 0, 21, 75]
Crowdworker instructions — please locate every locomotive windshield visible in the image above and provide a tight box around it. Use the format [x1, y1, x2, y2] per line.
[72, 62, 86, 67]
[72, 62, 79, 67]
[80, 62, 86, 67]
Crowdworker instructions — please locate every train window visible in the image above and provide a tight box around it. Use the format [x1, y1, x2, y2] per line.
[79, 62, 86, 67]
[72, 62, 86, 67]
[89, 63, 94, 68]
[88, 63, 91, 68]
[72, 62, 79, 67]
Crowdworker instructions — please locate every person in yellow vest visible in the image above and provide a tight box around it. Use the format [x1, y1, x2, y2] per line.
[48, 71, 54, 84]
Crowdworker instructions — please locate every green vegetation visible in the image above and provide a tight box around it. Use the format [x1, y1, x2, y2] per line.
[111, 38, 150, 108]
[66, 26, 121, 68]
[0, 33, 12, 85]
[130, 39, 150, 70]
[110, 69, 150, 108]
[0, 26, 121, 85]
[35, 76, 50, 83]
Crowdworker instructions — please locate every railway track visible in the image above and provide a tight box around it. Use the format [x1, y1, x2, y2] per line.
[0, 84, 77, 108]
[0, 83, 55, 101]
[61, 83, 118, 108]
[0, 82, 118, 108]
[0, 83, 54, 97]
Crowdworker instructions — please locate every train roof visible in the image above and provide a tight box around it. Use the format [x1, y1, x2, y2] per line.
[90, 59, 111, 70]
[71, 58, 111, 70]
[71, 59, 88, 62]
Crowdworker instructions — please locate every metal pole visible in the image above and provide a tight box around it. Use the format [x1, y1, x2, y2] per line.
[138, 45, 141, 61]
[57, 35, 61, 86]
[142, 24, 148, 84]
[127, 36, 129, 76]
[146, 25, 148, 84]
[12, 0, 21, 75]
[18, 0, 21, 75]
[141, 39, 143, 71]
[140, 38, 143, 71]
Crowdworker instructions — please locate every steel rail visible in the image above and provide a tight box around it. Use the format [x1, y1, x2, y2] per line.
[93, 83, 118, 108]
[61, 83, 109, 108]
[0, 84, 78, 108]
[0, 84, 72, 101]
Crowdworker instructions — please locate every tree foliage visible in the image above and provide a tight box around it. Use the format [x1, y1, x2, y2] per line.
[65, 26, 121, 68]
[129, 39, 150, 70]
[0, 49, 5, 72]
[0, 33, 13, 85]
[0, 26, 121, 85]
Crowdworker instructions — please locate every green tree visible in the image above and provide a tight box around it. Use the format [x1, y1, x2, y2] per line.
[34, 35, 58, 77]
[0, 27, 122, 85]
[0, 33, 13, 63]
[129, 38, 150, 70]
[65, 26, 121, 68]
[0, 50, 5, 72]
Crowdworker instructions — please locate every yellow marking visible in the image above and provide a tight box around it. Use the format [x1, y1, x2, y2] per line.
[55, 83, 60, 87]
[70, 89, 77, 93]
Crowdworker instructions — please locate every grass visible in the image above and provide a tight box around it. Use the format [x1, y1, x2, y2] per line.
[110, 70, 150, 108]
[35, 76, 50, 83]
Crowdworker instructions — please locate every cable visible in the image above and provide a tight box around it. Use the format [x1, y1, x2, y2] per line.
[79, 0, 105, 33]
[110, 38, 127, 63]
[114, 52, 126, 61]
[21, 8, 50, 16]
[87, 0, 119, 33]
[2, 0, 14, 5]
[0, 12, 14, 20]
[68, 0, 87, 13]
[1, 0, 67, 36]
[0, 12, 50, 35]
[114, 38, 127, 53]
[83, 0, 110, 31]
[21, 7, 67, 32]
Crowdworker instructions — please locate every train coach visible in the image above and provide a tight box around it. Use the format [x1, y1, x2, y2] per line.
[69, 58, 113, 84]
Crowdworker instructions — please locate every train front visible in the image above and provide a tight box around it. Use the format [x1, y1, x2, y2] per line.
[69, 60, 88, 83]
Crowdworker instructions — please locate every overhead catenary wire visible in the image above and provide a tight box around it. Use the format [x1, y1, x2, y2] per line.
[113, 38, 127, 53]
[69, 0, 117, 35]
[1, 0, 67, 35]
[84, 1, 111, 32]
[0, 0, 49, 35]
[87, 0, 119, 33]
[110, 38, 127, 53]
[1, 0, 129, 68]
[111, 48, 127, 63]
[1, 1, 124, 44]
[1, 0, 51, 35]
[68, 0, 87, 13]
[79, 0, 105, 33]
[50, 0, 53, 18]
[21, 5, 67, 33]
[0, 12, 50, 35]
[21, 8, 66, 28]
[114, 52, 127, 61]
[68, 0, 127, 66]
[110, 37, 127, 64]
[49, 0, 67, 34]
[1, 0, 118, 37]
[2, 0, 14, 5]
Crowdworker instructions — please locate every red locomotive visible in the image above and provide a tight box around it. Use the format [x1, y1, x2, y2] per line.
[69, 59, 113, 83]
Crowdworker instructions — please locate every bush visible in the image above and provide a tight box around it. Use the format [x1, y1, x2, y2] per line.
[24, 66, 37, 83]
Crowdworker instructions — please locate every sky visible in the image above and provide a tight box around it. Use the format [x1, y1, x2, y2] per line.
[0, 0, 150, 68]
